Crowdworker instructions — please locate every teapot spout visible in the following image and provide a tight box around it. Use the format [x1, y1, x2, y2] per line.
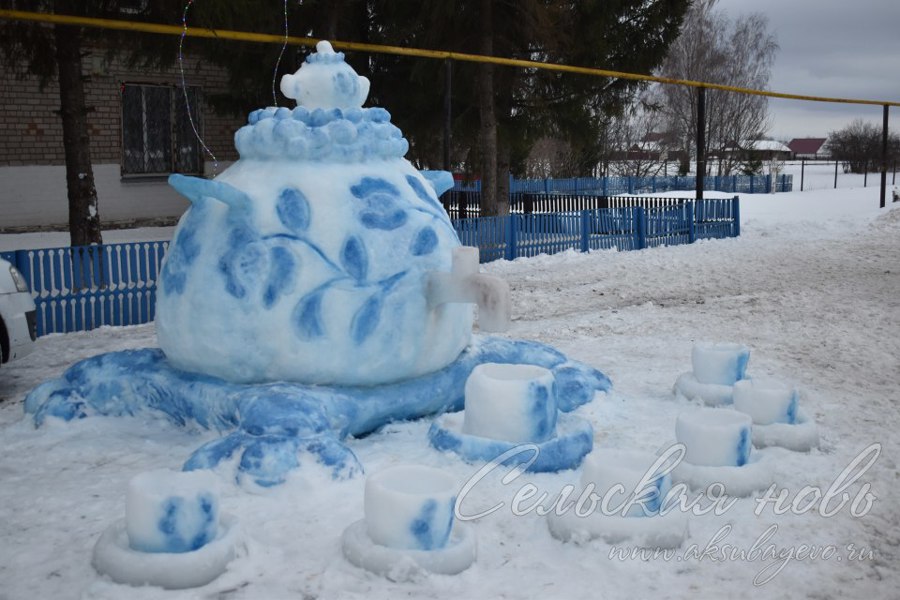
[169, 174, 252, 215]
[426, 247, 510, 332]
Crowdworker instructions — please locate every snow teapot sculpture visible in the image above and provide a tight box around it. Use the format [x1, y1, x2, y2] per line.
[157, 41, 508, 386]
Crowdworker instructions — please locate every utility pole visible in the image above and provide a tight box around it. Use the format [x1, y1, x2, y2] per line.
[695, 87, 706, 200]
[880, 105, 889, 208]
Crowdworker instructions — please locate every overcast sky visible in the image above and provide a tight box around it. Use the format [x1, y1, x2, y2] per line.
[714, 0, 900, 141]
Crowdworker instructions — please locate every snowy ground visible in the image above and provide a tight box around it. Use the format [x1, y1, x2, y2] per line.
[0, 185, 898, 599]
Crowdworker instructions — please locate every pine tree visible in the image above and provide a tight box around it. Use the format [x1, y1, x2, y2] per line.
[2, 1, 690, 229]
[365, 0, 691, 215]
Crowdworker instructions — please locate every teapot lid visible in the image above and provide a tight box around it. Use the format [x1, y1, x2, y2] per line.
[234, 41, 408, 163]
[280, 41, 371, 111]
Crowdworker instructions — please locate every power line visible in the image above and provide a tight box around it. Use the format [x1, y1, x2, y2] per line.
[2, 8, 898, 109]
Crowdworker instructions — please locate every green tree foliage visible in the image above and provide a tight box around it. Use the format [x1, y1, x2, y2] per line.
[364, 0, 690, 214]
[827, 119, 899, 174]
[167, 1, 371, 115]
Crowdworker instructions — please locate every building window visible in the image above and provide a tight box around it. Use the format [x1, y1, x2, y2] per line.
[121, 83, 203, 177]
[119, 0, 150, 15]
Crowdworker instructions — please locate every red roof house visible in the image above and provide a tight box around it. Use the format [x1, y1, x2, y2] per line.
[788, 138, 828, 159]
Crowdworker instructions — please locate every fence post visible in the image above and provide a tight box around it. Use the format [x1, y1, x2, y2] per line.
[687, 201, 695, 244]
[627, 176, 634, 195]
[580, 210, 590, 253]
[602, 177, 608, 197]
[505, 214, 518, 261]
[732, 195, 741, 237]
[749, 176, 755, 194]
[766, 174, 772, 193]
[634, 206, 646, 250]
[834, 160, 838, 189]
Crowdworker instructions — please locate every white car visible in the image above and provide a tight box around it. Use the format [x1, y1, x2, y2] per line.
[0, 257, 37, 367]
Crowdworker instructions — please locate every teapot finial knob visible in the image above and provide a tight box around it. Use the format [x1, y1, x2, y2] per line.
[279, 40, 370, 110]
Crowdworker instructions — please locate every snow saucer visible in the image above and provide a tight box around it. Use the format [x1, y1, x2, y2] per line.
[674, 342, 750, 406]
[341, 465, 476, 578]
[92, 469, 241, 589]
[547, 449, 688, 549]
[428, 363, 594, 472]
[733, 379, 819, 451]
[671, 408, 774, 497]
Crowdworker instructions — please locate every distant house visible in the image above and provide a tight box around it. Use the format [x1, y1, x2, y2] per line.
[787, 138, 829, 160]
[720, 140, 792, 162]
[624, 132, 687, 163]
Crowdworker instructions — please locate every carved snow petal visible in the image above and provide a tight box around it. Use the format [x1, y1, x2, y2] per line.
[263, 246, 297, 308]
[350, 294, 382, 344]
[219, 230, 266, 300]
[293, 290, 326, 339]
[340, 236, 368, 282]
[276, 188, 312, 233]
[410, 226, 438, 256]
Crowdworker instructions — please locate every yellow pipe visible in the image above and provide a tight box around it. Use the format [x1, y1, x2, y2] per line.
[2, 8, 898, 108]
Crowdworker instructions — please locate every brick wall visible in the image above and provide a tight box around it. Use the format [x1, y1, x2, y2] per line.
[0, 46, 253, 229]
[0, 49, 243, 168]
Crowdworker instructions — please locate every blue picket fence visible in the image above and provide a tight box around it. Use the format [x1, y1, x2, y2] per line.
[455, 174, 791, 195]
[1, 242, 168, 337]
[1, 197, 738, 337]
[454, 197, 738, 262]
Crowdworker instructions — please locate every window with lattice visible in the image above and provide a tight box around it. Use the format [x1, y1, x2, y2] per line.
[121, 83, 202, 177]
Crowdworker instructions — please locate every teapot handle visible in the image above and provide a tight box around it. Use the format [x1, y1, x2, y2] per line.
[419, 170, 454, 197]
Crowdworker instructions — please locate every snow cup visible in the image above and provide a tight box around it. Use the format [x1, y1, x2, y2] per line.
[364, 465, 457, 551]
[462, 363, 558, 443]
[733, 378, 799, 425]
[675, 408, 753, 467]
[691, 343, 750, 386]
[125, 469, 220, 554]
[580, 449, 672, 517]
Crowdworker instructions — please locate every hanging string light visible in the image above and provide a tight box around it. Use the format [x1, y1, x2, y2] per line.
[271, 0, 290, 106]
[178, 0, 219, 177]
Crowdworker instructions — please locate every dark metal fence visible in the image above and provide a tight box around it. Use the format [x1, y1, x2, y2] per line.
[443, 192, 690, 220]
[448, 173, 791, 199]
[441, 188, 761, 220]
